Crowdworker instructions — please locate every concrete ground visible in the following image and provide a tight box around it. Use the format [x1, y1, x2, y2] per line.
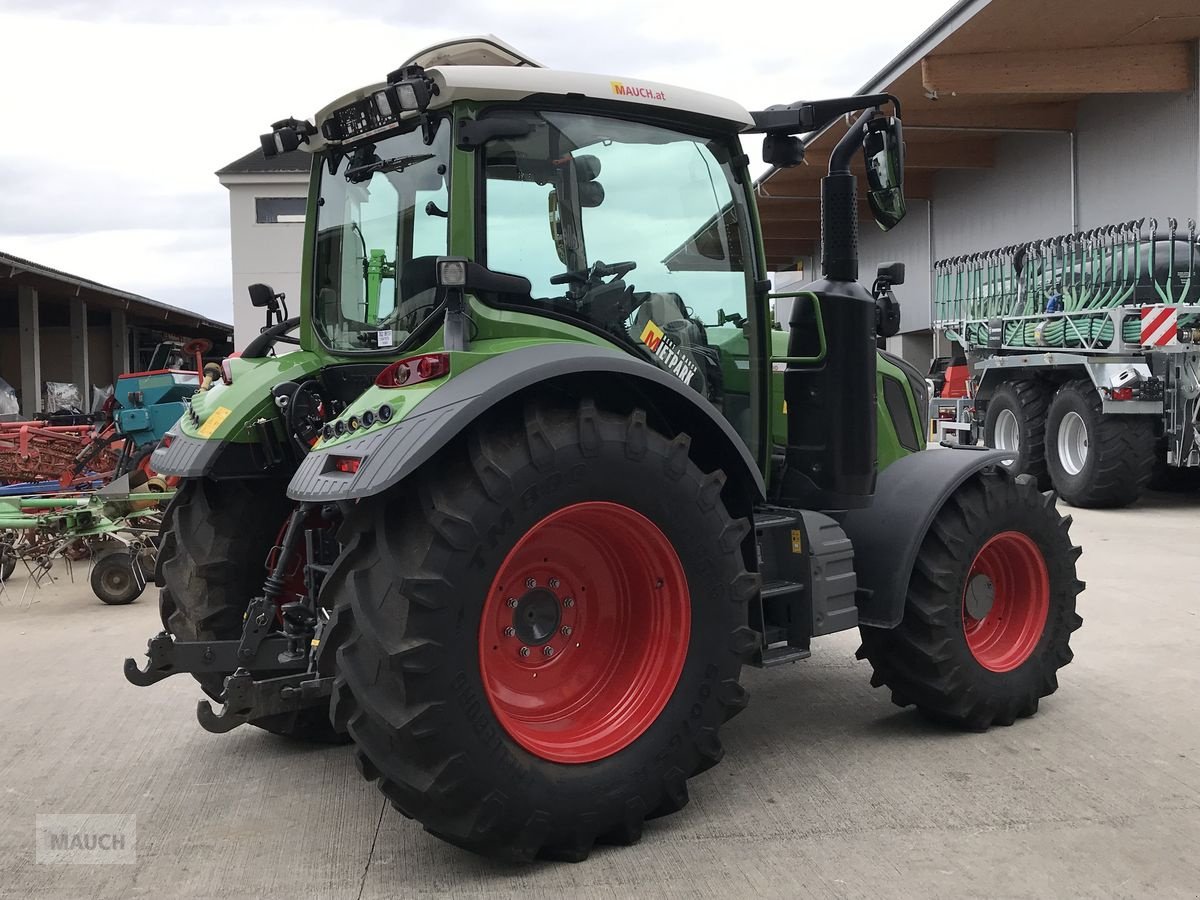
[1, 491, 1198, 900]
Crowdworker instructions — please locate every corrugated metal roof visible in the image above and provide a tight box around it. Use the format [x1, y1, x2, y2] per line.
[0, 250, 232, 333]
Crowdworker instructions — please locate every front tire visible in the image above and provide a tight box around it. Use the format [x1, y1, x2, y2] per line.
[324, 400, 756, 861]
[1045, 379, 1154, 508]
[983, 380, 1050, 488]
[857, 469, 1083, 730]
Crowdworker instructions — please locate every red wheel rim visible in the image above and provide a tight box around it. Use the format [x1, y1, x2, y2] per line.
[479, 501, 690, 764]
[962, 531, 1050, 672]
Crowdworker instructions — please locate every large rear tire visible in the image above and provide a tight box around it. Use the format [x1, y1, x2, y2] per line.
[157, 478, 345, 742]
[1044, 379, 1154, 508]
[857, 469, 1083, 730]
[324, 400, 756, 861]
[983, 379, 1050, 488]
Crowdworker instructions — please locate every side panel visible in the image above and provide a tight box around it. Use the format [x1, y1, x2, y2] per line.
[841, 447, 1013, 628]
[288, 342, 766, 502]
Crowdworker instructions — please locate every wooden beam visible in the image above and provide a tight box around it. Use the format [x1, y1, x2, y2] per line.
[922, 43, 1192, 96]
[902, 102, 1078, 131]
[760, 168, 937, 200]
[763, 221, 821, 242]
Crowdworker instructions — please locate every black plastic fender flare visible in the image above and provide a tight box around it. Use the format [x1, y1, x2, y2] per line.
[287, 342, 766, 503]
[841, 447, 1014, 628]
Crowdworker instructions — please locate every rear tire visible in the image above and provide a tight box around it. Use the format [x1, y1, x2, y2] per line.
[157, 478, 345, 742]
[857, 469, 1083, 730]
[91, 552, 145, 605]
[1045, 380, 1154, 508]
[324, 400, 756, 861]
[983, 380, 1050, 488]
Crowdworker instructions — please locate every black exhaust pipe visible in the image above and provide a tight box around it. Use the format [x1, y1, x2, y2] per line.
[781, 111, 879, 510]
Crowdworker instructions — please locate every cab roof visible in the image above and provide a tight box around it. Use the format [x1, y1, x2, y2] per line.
[307, 35, 753, 149]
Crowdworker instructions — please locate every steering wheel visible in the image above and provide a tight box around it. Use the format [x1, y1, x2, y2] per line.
[549, 259, 637, 288]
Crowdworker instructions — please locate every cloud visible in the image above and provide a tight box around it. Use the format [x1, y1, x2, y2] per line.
[1, 0, 957, 330]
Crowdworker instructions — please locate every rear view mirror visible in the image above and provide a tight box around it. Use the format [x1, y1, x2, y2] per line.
[862, 116, 906, 231]
[548, 191, 568, 263]
[248, 283, 278, 309]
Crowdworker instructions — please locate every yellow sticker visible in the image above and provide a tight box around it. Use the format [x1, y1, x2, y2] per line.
[790, 529, 803, 554]
[197, 406, 232, 438]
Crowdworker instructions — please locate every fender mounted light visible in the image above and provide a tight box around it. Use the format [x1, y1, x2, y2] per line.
[376, 353, 451, 388]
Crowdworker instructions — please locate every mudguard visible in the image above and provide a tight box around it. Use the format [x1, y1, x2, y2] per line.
[287, 342, 766, 502]
[840, 447, 1013, 628]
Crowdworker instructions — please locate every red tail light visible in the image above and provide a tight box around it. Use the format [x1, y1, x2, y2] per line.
[376, 353, 451, 388]
[220, 357, 237, 385]
[1110, 387, 1134, 401]
[332, 456, 361, 474]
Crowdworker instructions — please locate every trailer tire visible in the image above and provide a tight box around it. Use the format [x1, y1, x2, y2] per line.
[1045, 380, 1155, 508]
[983, 379, 1050, 488]
[324, 399, 755, 861]
[0, 533, 15, 583]
[1148, 452, 1200, 493]
[91, 551, 145, 605]
[857, 468, 1083, 730]
[158, 478, 346, 742]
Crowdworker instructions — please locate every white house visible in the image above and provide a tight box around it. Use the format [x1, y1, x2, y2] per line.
[216, 148, 310, 349]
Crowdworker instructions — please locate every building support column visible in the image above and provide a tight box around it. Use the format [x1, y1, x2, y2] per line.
[70, 297, 90, 409]
[111, 308, 130, 383]
[18, 285, 41, 417]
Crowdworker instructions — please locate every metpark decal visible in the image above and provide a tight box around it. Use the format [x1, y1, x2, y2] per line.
[639, 320, 698, 384]
[611, 81, 666, 101]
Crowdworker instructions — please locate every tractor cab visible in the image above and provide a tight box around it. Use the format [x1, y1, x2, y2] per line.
[263, 36, 920, 510]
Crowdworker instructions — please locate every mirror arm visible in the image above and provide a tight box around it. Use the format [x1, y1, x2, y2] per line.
[828, 108, 874, 175]
[747, 93, 899, 136]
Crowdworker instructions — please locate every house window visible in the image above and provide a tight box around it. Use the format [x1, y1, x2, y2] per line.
[256, 197, 307, 224]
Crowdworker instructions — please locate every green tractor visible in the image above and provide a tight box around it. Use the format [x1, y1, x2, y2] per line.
[126, 37, 1083, 861]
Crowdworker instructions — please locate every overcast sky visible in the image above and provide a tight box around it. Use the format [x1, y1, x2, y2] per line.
[0, 0, 954, 324]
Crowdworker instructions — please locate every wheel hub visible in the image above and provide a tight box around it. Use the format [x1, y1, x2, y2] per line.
[512, 587, 561, 645]
[1058, 410, 1089, 475]
[964, 573, 995, 620]
[479, 501, 690, 764]
[962, 531, 1051, 672]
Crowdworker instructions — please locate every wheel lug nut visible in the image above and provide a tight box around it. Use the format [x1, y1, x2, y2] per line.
[525, 577, 537, 588]
[519, 646, 530, 657]
[503, 626, 516, 637]
[506, 597, 518, 608]
[548, 577, 560, 589]
[560, 625, 572, 636]
[543, 646, 554, 657]
[563, 597, 575, 608]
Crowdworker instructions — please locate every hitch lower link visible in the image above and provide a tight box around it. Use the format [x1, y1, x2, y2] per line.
[122, 503, 335, 734]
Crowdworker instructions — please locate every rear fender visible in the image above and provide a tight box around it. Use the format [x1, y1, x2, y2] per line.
[841, 447, 1013, 628]
[287, 343, 765, 505]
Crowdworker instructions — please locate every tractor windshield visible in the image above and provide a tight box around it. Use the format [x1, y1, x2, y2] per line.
[481, 109, 755, 406]
[312, 116, 450, 353]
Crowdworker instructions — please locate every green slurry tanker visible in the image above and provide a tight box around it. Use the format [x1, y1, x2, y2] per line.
[125, 37, 1083, 861]
[935, 219, 1200, 507]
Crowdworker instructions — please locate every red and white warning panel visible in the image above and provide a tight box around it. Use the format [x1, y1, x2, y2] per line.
[1140, 306, 1178, 346]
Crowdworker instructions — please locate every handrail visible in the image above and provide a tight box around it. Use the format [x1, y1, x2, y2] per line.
[767, 291, 827, 364]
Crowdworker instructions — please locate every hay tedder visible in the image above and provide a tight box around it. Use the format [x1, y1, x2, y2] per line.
[0, 340, 208, 599]
[123, 37, 1083, 862]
